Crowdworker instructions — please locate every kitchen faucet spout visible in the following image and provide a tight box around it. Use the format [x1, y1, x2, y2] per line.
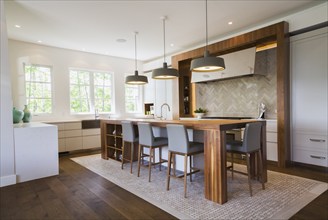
[160, 103, 170, 120]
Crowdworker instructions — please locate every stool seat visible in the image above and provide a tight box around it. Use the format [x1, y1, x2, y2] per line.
[153, 137, 168, 147]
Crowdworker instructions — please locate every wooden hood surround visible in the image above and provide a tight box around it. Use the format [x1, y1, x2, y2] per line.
[171, 22, 290, 168]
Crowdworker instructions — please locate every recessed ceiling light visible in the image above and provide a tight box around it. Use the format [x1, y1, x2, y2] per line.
[82, 48, 85, 51]
[37, 40, 42, 43]
[116, 38, 127, 43]
[228, 21, 233, 25]
[170, 43, 174, 47]
[15, 25, 21, 28]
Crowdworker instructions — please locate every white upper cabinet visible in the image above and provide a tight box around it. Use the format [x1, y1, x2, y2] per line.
[191, 47, 256, 83]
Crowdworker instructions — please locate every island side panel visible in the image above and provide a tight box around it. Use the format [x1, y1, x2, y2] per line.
[204, 129, 227, 204]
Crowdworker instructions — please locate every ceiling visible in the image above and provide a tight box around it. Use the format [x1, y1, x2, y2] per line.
[4, 0, 323, 62]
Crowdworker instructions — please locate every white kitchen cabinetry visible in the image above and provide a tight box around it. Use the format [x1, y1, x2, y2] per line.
[48, 121, 101, 152]
[14, 123, 59, 183]
[82, 128, 101, 149]
[291, 27, 328, 167]
[266, 120, 278, 161]
[143, 72, 155, 103]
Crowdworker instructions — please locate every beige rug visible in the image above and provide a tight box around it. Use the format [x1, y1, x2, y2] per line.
[71, 154, 327, 220]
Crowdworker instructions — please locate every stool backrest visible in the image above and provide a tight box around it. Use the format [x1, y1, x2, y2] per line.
[122, 121, 137, 142]
[242, 122, 262, 152]
[137, 122, 154, 146]
[166, 124, 189, 153]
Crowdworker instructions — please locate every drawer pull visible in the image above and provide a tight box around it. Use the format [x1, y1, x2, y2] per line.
[309, 138, 326, 143]
[310, 155, 326, 160]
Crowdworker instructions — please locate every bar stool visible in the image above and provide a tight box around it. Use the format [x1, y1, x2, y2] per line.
[137, 122, 168, 182]
[166, 124, 204, 198]
[121, 121, 138, 173]
[226, 122, 265, 196]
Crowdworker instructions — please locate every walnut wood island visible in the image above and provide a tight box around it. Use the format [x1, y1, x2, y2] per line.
[101, 118, 267, 204]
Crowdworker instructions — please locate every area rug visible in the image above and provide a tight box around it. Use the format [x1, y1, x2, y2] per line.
[71, 154, 327, 220]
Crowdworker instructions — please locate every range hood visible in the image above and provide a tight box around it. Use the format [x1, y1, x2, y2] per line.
[191, 47, 256, 83]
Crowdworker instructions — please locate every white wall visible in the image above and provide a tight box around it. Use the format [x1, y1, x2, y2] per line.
[9, 40, 146, 122]
[0, 1, 16, 187]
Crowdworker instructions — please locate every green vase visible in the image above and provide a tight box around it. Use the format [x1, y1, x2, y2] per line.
[22, 105, 32, 123]
[13, 107, 24, 124]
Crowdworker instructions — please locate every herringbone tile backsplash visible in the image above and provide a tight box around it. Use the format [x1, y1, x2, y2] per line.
[196, 49, 277, 119]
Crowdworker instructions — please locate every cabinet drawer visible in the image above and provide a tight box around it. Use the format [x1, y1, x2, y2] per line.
[65, 137, 82, 151]
[83, 135, 101, 149]
[58, 139, 66, 152]
[65, 122, 82, 130]
[293, 148, 328, 167]
[293, 133, 327, 151]
[266, 120, 277, 132]
[267, 142, 278, 161]
[267, 132, 277, 143]
[82, 128, 100, 136]
[58, 131, 65, 138]
[64, 130, 82, 138]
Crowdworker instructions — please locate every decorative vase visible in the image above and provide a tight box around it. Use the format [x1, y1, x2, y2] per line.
[195, 113, 205, 119]
[22, 105, 32, 123]
[13, 107, 24, 124]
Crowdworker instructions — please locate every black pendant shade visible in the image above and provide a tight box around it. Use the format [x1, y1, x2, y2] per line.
[190, 0, 225, 72]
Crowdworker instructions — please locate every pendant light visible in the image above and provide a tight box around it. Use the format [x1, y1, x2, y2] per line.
[152, 16, 179, 79]
[125, 32, 148, 85]
[190, 0, 225, 72]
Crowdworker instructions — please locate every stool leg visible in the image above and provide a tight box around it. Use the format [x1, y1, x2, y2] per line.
[246, 153, 253, 196]
[173, 154, 176, 177]
[189, 155, 192, 182]
[159, 147, 162, 171]
[121, 141, 125, 170]
[184, 154, 188, 198]
[258, 149, 265, 190]
[137, 144, 142, 177]
[148, 147, 153, 182]
[130, 142, 134, 174]
[166, 151, 172, 191]
[231, 152, 234, 179]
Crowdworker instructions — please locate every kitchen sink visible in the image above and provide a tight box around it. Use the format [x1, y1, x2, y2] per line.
[81, 119, 100, 129]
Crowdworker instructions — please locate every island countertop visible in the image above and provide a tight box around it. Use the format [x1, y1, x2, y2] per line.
[100, 118, 267, 204]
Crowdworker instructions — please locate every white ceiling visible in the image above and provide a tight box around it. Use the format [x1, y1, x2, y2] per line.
[4, 0, 323, 62]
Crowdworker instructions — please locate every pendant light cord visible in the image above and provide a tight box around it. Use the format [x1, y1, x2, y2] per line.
[163, 18, 166, 63]
[134, 32, 138, 71]
[205, 0, 208, 52]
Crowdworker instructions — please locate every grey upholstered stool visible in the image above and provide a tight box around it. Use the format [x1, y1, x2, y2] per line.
[166, 124, 204, 198]
[121, 121, 138, 173]
[137, 122, 168, 182]
[226, 122, 265, 196]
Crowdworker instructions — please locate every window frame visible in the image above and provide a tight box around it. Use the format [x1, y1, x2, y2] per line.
[23, 63, 54, 115]
[69, 68, 115, 114]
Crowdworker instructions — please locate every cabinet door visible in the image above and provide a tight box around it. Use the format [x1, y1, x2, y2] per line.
[291, 28, 327, 134]
[83, 135, 101, 149]
[65, 137, 83, 151]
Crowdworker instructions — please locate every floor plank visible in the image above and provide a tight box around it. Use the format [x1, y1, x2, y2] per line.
[0, 150, 327, 220]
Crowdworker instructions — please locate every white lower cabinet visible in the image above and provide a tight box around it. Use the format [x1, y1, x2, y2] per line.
[266, 120, 278, 161]
[82, 128, 101, 149]
[48, 121, 101, 152]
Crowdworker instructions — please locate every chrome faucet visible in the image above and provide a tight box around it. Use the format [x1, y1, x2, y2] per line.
[160, 103, 170, 120]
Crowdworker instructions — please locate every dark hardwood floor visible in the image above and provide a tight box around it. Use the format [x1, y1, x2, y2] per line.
[1, 150, 327, 220]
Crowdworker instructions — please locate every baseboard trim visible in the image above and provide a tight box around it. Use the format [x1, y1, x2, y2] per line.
[0, 175, 16, 187]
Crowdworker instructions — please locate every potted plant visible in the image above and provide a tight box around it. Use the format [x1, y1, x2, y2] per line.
[194, 107, 207, 119]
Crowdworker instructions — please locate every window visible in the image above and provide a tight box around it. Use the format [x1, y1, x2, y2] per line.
[24, 64, 53, 114]
[125, 84, 142, 113]
[69, 69, 113, 113]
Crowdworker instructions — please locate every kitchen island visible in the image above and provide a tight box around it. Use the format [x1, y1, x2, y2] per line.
[100, 118, 267, 204]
